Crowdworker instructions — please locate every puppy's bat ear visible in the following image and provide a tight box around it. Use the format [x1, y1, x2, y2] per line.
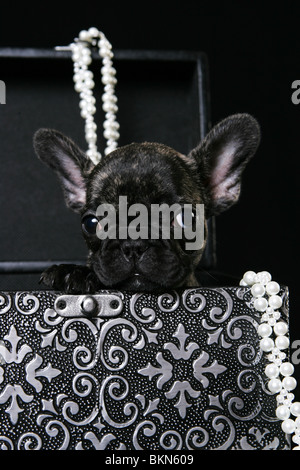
[189, 114, 261, 216]
[33, 129, 94, 213]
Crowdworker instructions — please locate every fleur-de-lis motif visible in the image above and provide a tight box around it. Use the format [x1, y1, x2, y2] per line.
[164, 323, 199, 360]
[193, 351, 227, 389]
[138, 352, 173, 389]
[165, 380, 201, 418]
[0, 324, 61, 424]
[0, 326, 32, 364]
[0, 385, 33, 424]
[25, 355, 61, 392]
[138, 322, 228, 419]
[76, 432, 117, 450]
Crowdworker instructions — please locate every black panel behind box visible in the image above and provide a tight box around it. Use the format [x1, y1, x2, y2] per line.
[0, 49, 214, 291]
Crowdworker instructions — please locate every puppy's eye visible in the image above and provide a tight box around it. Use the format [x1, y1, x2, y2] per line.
[82, 215, 99, 235]
[174, 210, 196, 229]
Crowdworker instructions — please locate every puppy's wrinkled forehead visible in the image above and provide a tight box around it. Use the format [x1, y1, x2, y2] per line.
[86, 142, 199, 209]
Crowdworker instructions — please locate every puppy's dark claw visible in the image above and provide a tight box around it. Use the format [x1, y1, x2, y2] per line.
[39, 264, 102, 293]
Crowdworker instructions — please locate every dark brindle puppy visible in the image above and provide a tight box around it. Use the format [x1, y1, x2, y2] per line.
[33, 113, 260, 293]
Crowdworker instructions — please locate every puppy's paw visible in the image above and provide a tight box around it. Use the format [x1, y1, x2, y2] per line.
[39, 264, 102, 293]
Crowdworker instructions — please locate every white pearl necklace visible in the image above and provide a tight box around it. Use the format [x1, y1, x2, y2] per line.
[70, 27, 120, 164]
[240, 270, 300, 449]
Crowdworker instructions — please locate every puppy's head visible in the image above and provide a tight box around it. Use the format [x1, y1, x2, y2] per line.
[34, 113, 260, 291]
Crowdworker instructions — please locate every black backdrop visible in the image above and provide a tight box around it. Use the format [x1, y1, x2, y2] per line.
[0, 2, 299, 378]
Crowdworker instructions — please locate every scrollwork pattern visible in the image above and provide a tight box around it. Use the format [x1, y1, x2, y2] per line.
[17, 433, 43, 450]
[209, 414, 236, 450]
[157, 292, 180, 313]
[36, 415, 70, 450]
[159, 430, 183, 450]
[133, 420, 158, 450]
[99, 376, 139, 429]
[0, 294, 11, 315]
[182, 289, 206, 313]
[0, 436, 14, 450]
[99, 318, 139, 371]
[0, 288, 290, 450]
[185, 427, 209, 449]
[130, 294, 158, 322]
[14, 292, 40, 315]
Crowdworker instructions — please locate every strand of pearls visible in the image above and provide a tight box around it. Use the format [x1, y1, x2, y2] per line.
[240, 270, 300, 449]
[70, 27, 120, 165]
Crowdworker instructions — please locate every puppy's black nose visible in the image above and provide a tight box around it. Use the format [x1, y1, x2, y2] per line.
[121, 239, 149, 261]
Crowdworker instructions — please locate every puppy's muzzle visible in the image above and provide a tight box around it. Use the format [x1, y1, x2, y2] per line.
[120, 239, 149, 262]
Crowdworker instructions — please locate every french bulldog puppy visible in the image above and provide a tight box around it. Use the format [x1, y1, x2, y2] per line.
[33, 113, 260, 293]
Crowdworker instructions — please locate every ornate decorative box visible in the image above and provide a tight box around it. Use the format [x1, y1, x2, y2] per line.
[0, 287, 290, 450]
